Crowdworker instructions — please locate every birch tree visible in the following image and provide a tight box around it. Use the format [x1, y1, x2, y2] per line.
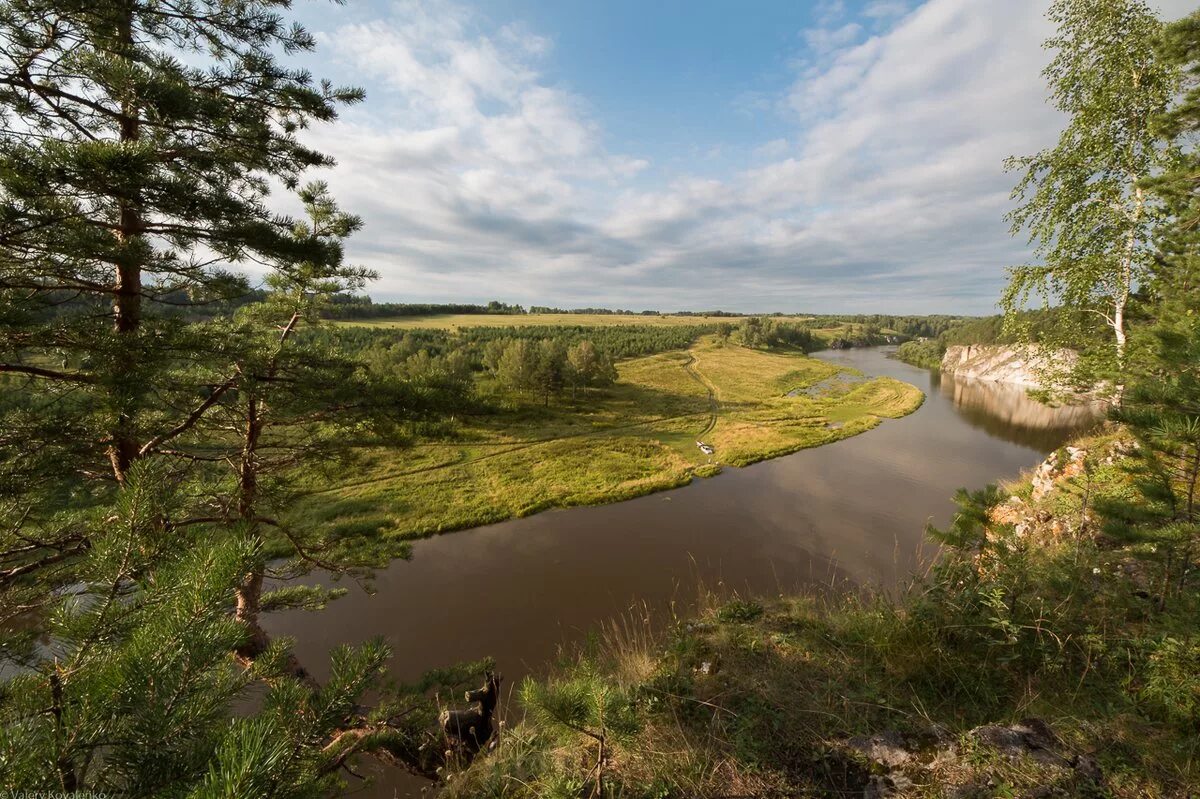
[1003, 0, 1178, 374]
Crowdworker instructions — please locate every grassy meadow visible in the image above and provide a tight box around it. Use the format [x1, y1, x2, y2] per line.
[292, 337, 923, 551]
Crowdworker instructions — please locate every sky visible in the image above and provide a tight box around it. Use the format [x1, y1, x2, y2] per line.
[282, 0, 1195, 315]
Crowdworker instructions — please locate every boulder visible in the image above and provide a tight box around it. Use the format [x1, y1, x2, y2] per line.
[846, 730, 913, 768]
[969, 719, 1063, 765]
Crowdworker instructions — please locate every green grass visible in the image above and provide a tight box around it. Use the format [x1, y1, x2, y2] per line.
[291, 339, 923, 546]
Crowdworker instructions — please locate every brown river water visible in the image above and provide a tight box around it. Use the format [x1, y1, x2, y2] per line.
[264, 347, 1104, 796]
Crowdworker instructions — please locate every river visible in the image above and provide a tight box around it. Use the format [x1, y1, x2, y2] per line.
[265, 346, 1104, 796]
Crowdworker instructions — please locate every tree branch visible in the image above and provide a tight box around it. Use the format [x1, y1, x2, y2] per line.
[0, 364, 94, 383]
[139, 378, 238, 457]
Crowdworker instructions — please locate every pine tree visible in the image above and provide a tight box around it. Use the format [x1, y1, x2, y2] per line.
[0, 0, 371, 653]
[0, 462, 462, 792]
[521, 663, 640, 799]
[533, 338, 566, 405]
[0, 2, 476, 787]
[0, 0, 362, 494]
[171, 182, 405, 663]
[497, 338, 537, 396]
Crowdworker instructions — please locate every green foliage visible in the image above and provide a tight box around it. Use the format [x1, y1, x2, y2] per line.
[715, 598, 765, 624]
[332, 320, 714, 361]
[0, 0, 365, 490]
[1, 463, 352, 794]
[1136, 636, 1200, 728]
[325, 297, 526, 318]
[1002, 0, 1180, 375]
[740, 316, 821, 350]
[894, 338, 944, 370]
[520, 663, 641, 797]
[925, 485, 1007, 549]
[893, 309, 1098, 372]
[567, 339, 618, 395]
[0, 1, 464, 790]
[482, 336, 619, 405]
[522, 671, 640, 741]
[1108, 7, 1200, 607]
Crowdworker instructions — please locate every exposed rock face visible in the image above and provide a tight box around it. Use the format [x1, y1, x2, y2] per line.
[941, 344, 1077, 389]
[989, 437, 1139, 541]
[1031, 446, 1087, 501]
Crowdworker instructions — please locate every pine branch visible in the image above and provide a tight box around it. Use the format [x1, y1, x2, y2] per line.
[0, 537, 89, 586]
[139, 377, 238, 457]
[0, 364, 94, 383]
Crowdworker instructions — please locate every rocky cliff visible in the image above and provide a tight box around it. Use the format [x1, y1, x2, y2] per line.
[940, 344, 1077, 389]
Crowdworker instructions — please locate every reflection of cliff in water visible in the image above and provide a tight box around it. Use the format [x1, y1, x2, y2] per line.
[933, 371, 1106, 450]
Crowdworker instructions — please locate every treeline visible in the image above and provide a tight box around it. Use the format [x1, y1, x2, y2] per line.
[312, 322, 711, 413]
[324, 296, 526, 318]
[325, 322, 715, 363]
[323, 296, 985, 335]
[672, 309, 745, 317]
[732, 317, 903, 351]
[483, 339, 617, 404]
[802, 313, 970, 339]
[894, 308, 1101, 370]
[735, 317, 820, 350]
[528, 305, 659, 315]
[352, 335, 615, 413]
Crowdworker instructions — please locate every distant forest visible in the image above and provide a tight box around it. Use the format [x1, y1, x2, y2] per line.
[321, 294, 976, 335]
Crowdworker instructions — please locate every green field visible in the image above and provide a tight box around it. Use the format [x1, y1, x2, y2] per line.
[294, 338, 923, 550]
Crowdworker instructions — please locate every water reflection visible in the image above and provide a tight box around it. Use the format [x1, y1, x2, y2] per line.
[932, 371, 1106, 450]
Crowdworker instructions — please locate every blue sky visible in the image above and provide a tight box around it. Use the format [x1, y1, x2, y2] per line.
[283, 0, 1193, 314]
[471, 1, 816, 167]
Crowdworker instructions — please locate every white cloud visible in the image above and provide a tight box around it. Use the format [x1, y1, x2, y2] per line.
[754, 138, 792, 159]
[295, 0, 1196, 314]
[803, 21, 864, 55]
[814, 0, 848, 26]
[863, 1, 910, 22]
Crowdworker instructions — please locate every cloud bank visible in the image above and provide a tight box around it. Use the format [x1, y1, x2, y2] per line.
[302, 0, 1193, 314]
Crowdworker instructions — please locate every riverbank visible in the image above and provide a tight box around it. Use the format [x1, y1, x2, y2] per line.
[264, 346, 1107, 798]
[287, 340, 923, 557]
[443, 425, 1199, 797]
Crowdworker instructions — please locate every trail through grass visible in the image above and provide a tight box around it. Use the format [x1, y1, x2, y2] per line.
[682, 352, 719, 438]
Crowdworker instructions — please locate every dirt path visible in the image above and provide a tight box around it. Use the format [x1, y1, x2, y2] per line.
[682, 349, 720, 437]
